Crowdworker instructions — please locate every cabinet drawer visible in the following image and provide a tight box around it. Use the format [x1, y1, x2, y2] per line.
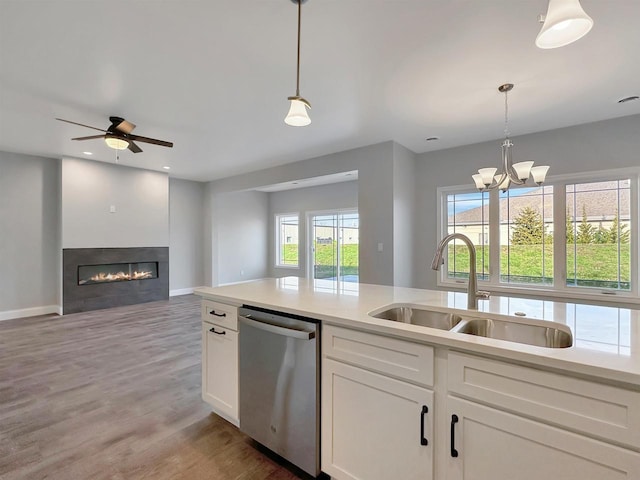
[323, 325, 434, 387]
[448, 352, 640, 449]
[201, 299, 238, 331]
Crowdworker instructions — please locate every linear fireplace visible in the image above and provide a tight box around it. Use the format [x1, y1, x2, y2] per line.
[63, 247, 169, 314]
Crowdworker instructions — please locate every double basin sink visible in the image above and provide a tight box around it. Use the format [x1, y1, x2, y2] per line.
[370, 305, 573, 348]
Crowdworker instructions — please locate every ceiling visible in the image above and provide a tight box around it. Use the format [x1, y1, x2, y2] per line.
[1, 0, 639, 182]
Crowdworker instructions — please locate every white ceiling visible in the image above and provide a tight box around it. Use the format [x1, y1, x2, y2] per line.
[1, 0, 639, 182]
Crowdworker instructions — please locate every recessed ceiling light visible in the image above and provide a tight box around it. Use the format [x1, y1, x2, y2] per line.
[426, 137, 440, 142]
[162, 166, 171, 170]
[618, 96, 639, 104]
[83, 151, 93, 155]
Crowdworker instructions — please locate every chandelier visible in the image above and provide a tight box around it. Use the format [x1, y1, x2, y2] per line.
[536, 0, 594, 49]
[472, 84, 549, 192]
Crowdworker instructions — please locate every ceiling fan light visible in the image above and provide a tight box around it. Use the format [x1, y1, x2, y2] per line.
[105, 136, 129, 150]
[285, 98, 311, 127]
[513, 161, 534, 180]
[531, 165, 550, 184]
[536, 0, 593, 49]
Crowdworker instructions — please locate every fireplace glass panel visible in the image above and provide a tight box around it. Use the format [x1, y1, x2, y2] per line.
[78, 262, 159, 285]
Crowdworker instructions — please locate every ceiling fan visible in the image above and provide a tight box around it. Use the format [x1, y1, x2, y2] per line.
[56, 116, 173, 153]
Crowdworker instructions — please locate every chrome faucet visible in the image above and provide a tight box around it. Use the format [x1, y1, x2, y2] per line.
[431, 233, 490, 310]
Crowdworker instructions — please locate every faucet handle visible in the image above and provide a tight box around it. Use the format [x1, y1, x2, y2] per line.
[476, 290, 491, 299]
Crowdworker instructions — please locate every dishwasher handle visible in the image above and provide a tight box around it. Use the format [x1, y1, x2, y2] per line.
[239, 314, 316, 340]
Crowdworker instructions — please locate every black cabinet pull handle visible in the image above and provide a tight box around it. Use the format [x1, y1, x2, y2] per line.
[209, 327, 226, 335]
[209, 310, 226, 317]
[450, 414, 459, 457]
[420, 405, 429, 446]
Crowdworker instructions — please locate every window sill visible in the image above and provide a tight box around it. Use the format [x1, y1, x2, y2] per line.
[438, 280, 640, 308]
[275, 265, 300, 270]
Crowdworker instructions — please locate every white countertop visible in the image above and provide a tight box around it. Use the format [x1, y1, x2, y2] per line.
[195, 277, 640, 387]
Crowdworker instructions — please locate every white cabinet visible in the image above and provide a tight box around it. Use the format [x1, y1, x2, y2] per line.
[201, 299, 239, 426]
[446, 396, 640, 480]
[322, 326, 434, 480]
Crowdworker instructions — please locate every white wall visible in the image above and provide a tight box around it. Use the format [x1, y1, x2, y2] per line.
[0, 152, 60, 318]
[392, 143, 416, 288]
[61, 158, 169, 248]
[268, 181, 358, 279]
[414, 114, 640, 290]
[169, 178, 205, 294]
[214, 190, 269, 285]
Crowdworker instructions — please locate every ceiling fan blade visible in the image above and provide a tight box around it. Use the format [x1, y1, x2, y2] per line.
[128, 134, 173, 148]
[56, 118, 107, 132]
[128, 141, 143, 153]
[71, 134, 107, 141]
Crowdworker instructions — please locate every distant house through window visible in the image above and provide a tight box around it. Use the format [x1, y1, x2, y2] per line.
[309, 211, 359, 283]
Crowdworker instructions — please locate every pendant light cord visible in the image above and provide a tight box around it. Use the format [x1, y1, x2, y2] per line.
[296, 0, 302, 97]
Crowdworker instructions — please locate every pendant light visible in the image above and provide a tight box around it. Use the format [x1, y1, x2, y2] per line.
[536, 0, 594, 49]
[285, 0, 311, 126]
[472, 84, 550, 192]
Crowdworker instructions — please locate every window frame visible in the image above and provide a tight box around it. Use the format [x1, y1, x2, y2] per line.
[437, 167, 640, 305]
[275, 212, 300, 269]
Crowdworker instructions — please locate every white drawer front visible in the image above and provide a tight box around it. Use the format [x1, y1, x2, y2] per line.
[323, 325, 434, 387]
[201, 299, 238, 331]
[448, 352, 640, 449]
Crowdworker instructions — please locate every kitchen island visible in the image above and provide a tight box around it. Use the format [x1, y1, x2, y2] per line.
[195, 277, 640, 480]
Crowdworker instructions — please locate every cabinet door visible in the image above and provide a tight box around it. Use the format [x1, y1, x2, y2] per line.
[447, 397, 640, 480]
[322, 358, 433, 480]
[202, 322, 238, 425]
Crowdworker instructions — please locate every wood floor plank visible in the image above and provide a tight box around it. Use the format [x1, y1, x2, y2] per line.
[0, 296, 312, 480]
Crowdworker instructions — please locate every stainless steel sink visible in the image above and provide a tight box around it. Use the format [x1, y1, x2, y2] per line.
[450, 318, 573, 348]
[370, 306, 464, 330]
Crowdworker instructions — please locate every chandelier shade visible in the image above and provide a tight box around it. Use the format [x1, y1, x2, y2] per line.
[284, 0, 312, 126]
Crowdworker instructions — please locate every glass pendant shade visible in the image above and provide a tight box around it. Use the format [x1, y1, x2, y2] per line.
[285, 98, 311, 126]
[513, 161, 534, 180]
[478, 168, 497, 186]
[536, 0, 594, 49]
[472, 174, 485, 190]
[494, 174, 511, 191]
[104, 136, 129, 150]
[531, 165, 550, 184]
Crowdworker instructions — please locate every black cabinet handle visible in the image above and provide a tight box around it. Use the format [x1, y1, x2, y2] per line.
[450, 414, 459, 457]
[209, 310, 227, 317]
[209, 327, 226, 335]
[420, 405, 429, 446]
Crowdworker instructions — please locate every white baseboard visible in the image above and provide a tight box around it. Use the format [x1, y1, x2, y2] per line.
[170, 287, 202, 297]
[0, 305, 61, 322]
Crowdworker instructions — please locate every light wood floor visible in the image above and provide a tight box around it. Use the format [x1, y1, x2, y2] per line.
[0, 295, 308, 480]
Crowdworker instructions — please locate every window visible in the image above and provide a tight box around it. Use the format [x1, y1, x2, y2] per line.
[309, 211, 359, 283]
[275, 214, 299, 267]
[438, 169, 639, 301]
[446, 191, 489, 281]
[500, 186, 553, 285]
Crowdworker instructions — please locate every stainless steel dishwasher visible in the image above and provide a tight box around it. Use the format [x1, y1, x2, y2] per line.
[238, 306, 320, 477]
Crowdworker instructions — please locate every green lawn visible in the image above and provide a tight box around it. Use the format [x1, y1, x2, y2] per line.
[284, 243, 359, 278]
[448, 244, 630, 288]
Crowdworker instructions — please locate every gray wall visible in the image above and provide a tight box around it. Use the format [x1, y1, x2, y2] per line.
[169, 178, 205, 293]
[206, 142, 396, 286]
[392, 144, 417, 288]
[61, 158, 169, 248]
[214, 190, 269, 285]
[0, 152, 60, 316]
[414, 113, 640, 290]
[268, 181, 358, 279]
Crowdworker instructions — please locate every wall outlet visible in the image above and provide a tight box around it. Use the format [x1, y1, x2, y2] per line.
[377, 242, 383, 252]
[109, 205, 116, 213]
